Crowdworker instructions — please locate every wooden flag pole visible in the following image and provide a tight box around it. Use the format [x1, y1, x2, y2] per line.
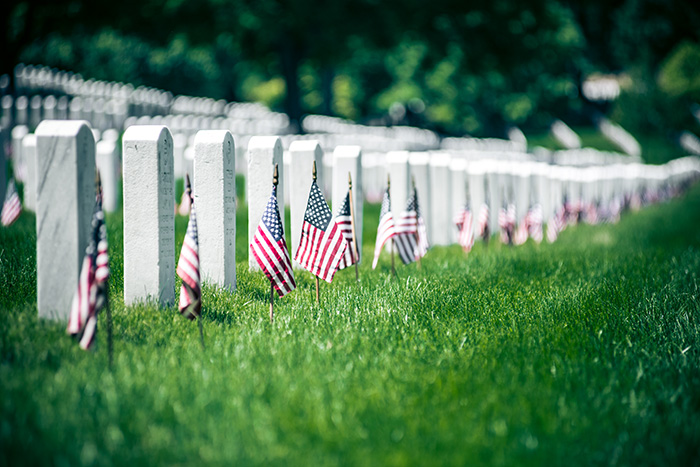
[348, 172, 360, 282]
[312, 161, 321, 304]
[388, 173, 396, 276]
[412, 175, 422, 269]
[186, 173, 206, 349]
[270, 164, 279, 323]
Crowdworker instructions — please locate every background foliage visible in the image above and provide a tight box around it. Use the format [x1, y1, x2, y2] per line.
[2, 0, 700, 137]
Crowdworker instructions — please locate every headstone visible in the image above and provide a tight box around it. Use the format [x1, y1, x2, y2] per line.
[11, 125, 28, 181]
[332, 146, 363, 257]
[288, 140, 323, 267]
[122, 125, 175, 306]
[43, 96, 57, 121]
[15, 96, 28, 126]
[29, 95, 42, 130]
[429, 153, 452, 246]
[96, 139, 121, 212]
[449, 158, 468, 243]
[247, 136, 284, 271]
[1, 95, 13, 128]
[21, 133, 37, 212]
[409, 152, 431, 242]
[193, 130, 236, 289]
[35, 120, 95, 320]
[386, 151, 410, 219]
[173, 133, 187, 179]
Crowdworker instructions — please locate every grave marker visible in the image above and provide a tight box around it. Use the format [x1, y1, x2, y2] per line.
[21, 133, 37, 212]
[194, 130, 236, 289]
[96, 139, 121, 212]
[123, 125, 175, 306]
[429, 153, 452, 246]
[247, 136, 284, 270]
[288, 140, 323, 267]
[332, 146, 363, 257]
[35, 120, 95, 320]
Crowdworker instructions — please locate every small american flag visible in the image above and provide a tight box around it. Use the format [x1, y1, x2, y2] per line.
[294, 180, 348, 283]
[394, 191, 419, 265]
[372, 186, 397, 269]
[250, 185, 296, 296]
[178, 189, 191, 216]
[527, 204, 544, 244]
[457, 205, 474, 253]
[477, 203, 490, 241]
[67, 191, 109, 350]
[334, 191, 358, 270]
[546, 206, 566, 243]
[499, 203, 516, 245]
[176, 181, 201, 320]
[1, 179, 22, 227]
[454, 206, 467, 232]
[414, 187, 429, 259]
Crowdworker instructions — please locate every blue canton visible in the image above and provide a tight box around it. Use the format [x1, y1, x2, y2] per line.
[262, 186, 284, 242]
[303, 181, 332, 230]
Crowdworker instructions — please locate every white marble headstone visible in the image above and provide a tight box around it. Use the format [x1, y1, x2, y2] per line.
[21, 133, 37, 212]
[122, 125, 175, 306]
[332, 146, 363, 258]
[409, 152, 431, 243]
[247, 136, 284, 271]
[194, 130, 236, 289]
[288, 140, 323, 268]
[35, 120, 95, 320]
[96, 139, 121, 213]
[429, 153, 452, 246]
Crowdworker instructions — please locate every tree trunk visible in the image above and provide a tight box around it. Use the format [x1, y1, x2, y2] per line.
[320, 67, 334, 116]
[280, 39, 302, 133]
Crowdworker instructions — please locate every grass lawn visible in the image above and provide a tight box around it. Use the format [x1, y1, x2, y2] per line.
[1, 183, 699, 466]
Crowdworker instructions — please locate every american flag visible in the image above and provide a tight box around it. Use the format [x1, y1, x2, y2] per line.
[176, 182, 201, 320]
[67, 191, 109, 350]
[546, 206, 566, 243]
[294, 180, 348, 283]
[1, 179, 22, 227]
[457, 205, 474, 253]
[477, 203, 490, 241]
[414, 187, 429, 259]
[372, 186, 397, 269]
[250, 185, 296, 296]
[499, 203, 516, 245]
[334, 191, 358, 270]
[527, 204, 543, 244]
[394, 190, 419, 264]
[454, 206, 467, 231]
[585, 201, 599, 225]
[178, 189, 191, 216]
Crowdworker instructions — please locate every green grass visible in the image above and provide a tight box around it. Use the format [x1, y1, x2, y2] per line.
[1, 184, 700, 466]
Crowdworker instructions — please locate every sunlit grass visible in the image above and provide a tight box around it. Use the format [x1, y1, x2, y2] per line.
[1, 185, 699, 465]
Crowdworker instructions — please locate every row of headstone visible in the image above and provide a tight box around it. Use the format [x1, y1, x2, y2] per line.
[384, 151, 700, 246]
[30, 120, 700, 321]
[32, 121, 368, 319]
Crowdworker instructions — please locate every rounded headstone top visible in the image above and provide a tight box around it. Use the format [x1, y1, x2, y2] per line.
[333, 145, 362, 158]
[429, 153, 451, 167]
[248, 135, 282, 153]
[194, 129, 234, 146]
[35, 120, 94, 145]
[289, 139, 321, 154]
[122, 124, 172, 143]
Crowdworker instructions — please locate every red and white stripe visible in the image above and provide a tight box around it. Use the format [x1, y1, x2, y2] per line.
[295, 219, 347, 283]
[1, 180, 22, 227]
[458, 208, 474, 253]
[372, 212, 396, 269]
[177, 232, 200, 317]
[527, 204, 543, 244]
[251, 223, 296, 297]
[394, 209, 418, 264]
[477, 203, 489, 239]
[178, 190, 191, 216]
[335, 214, 356, 270]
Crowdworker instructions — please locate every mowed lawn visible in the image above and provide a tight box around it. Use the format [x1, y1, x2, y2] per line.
[1, 184, 699, 466]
